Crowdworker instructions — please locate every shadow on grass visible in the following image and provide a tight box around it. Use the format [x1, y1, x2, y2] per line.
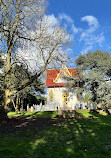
[0, 112, 111, 158]
[8, 111, 58, 119]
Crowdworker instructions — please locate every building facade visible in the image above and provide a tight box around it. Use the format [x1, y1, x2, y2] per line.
[46, 65, 82, 110]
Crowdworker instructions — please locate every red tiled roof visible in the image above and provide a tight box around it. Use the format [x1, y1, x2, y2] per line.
[46, 68, 79, 88]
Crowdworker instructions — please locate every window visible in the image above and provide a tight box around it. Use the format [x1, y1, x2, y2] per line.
[49, 90, 53, 101]
[63, 91, 68, 104]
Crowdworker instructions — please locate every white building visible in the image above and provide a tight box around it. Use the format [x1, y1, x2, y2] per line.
[46, 65, 83, 110]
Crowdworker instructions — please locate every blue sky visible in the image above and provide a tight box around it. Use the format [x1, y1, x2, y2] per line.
[48, 0, 111, 60]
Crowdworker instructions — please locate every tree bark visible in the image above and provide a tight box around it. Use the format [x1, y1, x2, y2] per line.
[15, 93, 19, 114]
[3, 50, 12, 111]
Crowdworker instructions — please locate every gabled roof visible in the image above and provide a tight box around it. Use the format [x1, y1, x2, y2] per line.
[46, 65, 79, 88]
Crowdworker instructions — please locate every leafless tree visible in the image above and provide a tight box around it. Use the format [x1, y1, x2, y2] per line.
[0, 0, 72, 111]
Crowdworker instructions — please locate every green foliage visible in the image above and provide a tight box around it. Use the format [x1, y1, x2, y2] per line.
[75, 50, 111, 73]
[75, 50, 111, 104]
[4, 64, 45, 110]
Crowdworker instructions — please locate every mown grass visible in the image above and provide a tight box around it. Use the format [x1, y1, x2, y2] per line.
[8, 111, 58, 119]
[0, 110, 111, 158]
[7, 109, 106, 119]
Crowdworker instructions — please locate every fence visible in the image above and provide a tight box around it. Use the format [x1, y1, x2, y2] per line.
[27, 104, 58, 112]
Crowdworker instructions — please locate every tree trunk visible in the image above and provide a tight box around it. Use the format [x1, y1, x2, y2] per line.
[0, 51, 12, 120]
[15, 93, 19, 114]
[0, 105, 8, 121]
[3, 50, 12, 115]
[20, 99, 24, 112]
[12, 95, 19, 114]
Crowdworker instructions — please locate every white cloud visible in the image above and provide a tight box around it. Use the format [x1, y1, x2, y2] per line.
[59, 13, 73, 23]
[93, 33, 105, 45]
[16, 14, 70, 73]
[79, 15, 105, 54]
[82, 33, 104, 46]
[57, 14, 105, 54]
[42, 14, 58, 26]
[16, 13, 105, 70]
[58, 13, 81, 35]
[81, 15, 99, 30]
[80, 33, 105, 54]
[81, 46, 93, 55]
[80, 15, 99, 40]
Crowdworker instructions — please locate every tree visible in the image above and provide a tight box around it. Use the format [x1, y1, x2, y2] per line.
[71, 50, 111, 113]
[0, 53, 4, 68]
[0, 0, 46, 110]
[0, 52, 4, 104]
[6, 64, 45, 113]
[0, 0, 72, 114]
[0, 52, 7, 120]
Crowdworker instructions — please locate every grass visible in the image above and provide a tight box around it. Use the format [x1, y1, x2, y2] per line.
[76, 109, 92, 117]
[0, 110, 111, 158]
[76, 109, 107, 118]
[8, 111, 58, 119]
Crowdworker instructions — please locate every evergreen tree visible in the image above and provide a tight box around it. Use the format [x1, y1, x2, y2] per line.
[71, 50, 111, 113]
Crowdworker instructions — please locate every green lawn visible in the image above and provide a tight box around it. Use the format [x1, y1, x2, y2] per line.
[0, 110, 111, 158]
[8, 111, 58, 119]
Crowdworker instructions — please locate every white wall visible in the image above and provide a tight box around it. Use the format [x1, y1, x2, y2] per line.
[47, 87, 80, 110]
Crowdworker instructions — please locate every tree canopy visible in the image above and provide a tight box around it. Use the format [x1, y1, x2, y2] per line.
[0, 0, 72, 112]
[73, 50, 111, 106]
